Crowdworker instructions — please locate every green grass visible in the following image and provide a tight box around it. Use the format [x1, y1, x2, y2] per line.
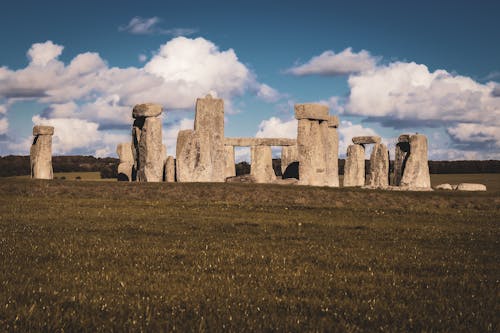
[0, 178, 499, 331]
[13, 171, 113, 181]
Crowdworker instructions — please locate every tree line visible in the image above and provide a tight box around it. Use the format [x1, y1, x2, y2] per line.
[0, 155, 499, 178]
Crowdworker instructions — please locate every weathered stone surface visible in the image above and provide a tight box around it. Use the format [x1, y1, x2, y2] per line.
[393, 141, 410, 185]
[324, 122, 339, 187]
[343, 144, 365, 187]
[295, 103, 329, 120]
[116, 143, 134, 163]
[30, 127, 54, 180]
[400, 134, 431, 188]
[297, 118, 326, 186]
[175, 130, 200, 182]
[192, 94, 225, 182]
[435, 183, 453, 190]
[327, 115, 339, 128]
[117, 162, 133, 181]
[352, 136, 381, 145]
[273, 178, 299, 185]
[33, 125, 54, 136]
[224, 138, 296, 147]
[136, 117, 163, 182]
[250, 146, 276, 183]
[132, 103, 163, 118]
[366, 143, 389, 188]
[456, 183, 487, 191]
[225, 174, 256, 183]
[224, 145, 236, 179]
[368, 185, 433, 192]
[398, 134, 411, 143]
[164, 156, 176, 182]
[281, 145, 299, 178]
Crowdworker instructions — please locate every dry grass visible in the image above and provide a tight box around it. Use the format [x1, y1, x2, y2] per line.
[0, 178, 499, 331]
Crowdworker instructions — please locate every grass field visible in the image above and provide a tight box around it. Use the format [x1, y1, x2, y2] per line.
[0, 177, 499, 331]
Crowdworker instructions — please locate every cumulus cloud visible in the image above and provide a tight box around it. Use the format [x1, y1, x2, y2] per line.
[0, 38, 281, 155]
[287, 48, 377, 76]
[32, 115, 128, 155]
[447, 123, 500, 148]
[27, 41, 64, 66]
[255, 117, 297, 138]
[119, 16, 197, 36]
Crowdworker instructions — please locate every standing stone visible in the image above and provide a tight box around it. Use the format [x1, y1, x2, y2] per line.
[30, 125, 54, 180]
[224, 145, 236, 179]
[343, 144, 365, 187]
[132, 103, 164, 182]
[164, 156, 176, 182]
[393, 137, 410, 186]
[325, 117, 339, 187]
[400, 134, 431, 188]
[281, 145, 299, 179]
[176, 130, 200, 182]
[367, 143, 389, 187]
[250, 146, 276, 183]
[116, 142, 134, 181]
[297, 117, 326, 186]
[193, 94, 225, 182]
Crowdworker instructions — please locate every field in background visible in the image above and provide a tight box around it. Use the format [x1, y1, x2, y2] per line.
[0, 179, 498, 331]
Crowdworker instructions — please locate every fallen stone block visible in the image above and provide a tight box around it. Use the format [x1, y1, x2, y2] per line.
[225, 175, 256, 183]
[435, 183, 453, 190]
[456, 183, 487, 191]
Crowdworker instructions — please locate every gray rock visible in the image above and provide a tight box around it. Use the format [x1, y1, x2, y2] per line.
[352, 136, 381, 145]
[132, 103, 163, 118]
[273, 178, 299, 185]
[297, 118, 326, 186]
[367, 143, 389, 188]
[116, 143, 134, 163]
[225, 174, 256, 183]
[398, 134, 411, 143]
[224, 145, 236, 179]
[250, 146, 276, 183]
[281, 145, 299, 178]
[400, 134, 431, 189]
[324, 121, 339, 187]
[393, 141, 410, 186]
[343, 144, 365, 187]
[327, 115, 339, 128]
[456, 183, 487, 191]
[175, 130, 200, 182]
[164, 156, 176, 182]
[117, 162, 133, 182]
[435, 183, 453, 190]
[136, 117, 163, 182]
[30, 126, 54, 180]
[224, 137, 296, 146]
[295, 103, 329, 121]
[33, 125, 54, 136]
[193, 94, 225, 182]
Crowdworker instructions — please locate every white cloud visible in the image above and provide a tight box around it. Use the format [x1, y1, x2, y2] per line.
[256, 83, 282, 102]
[138, 54, 147, 63]
[287, 48, 377, 76]
[0, 104, 6, 115]
[0, 38, 282, 155]
[447, 123, 500, 147]
[119, 16, 161, 35]
[255, 117, 297, 138]
[119, 17, 197, 36]
[27, 41, 64, 66]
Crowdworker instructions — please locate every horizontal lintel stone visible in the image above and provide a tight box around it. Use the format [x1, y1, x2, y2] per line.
[294, 103, 329, 121]
[352, 136, 381, 144]
[33, 125, 54, 136]
[224, 137, 297, 147]
[132, 103, 163, 118]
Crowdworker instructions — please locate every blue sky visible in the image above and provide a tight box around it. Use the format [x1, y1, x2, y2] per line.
[0, 0, 499, 160]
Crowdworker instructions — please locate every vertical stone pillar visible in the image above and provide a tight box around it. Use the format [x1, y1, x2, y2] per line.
[325, 116, 339, 187]
[393, 135, 410, 186]
[132, 103, 163, 182]
[401, 134, 431, 188]
[30, 125, 54, 180]
[224, 145, 236, 179]
[295, 103, 330, 186]
[343, 144, 365, 187]
[367, 143, 389, 188]
[193, 94, 225, 182]
[164, 156, 176, 182]
[116, 142, 134, 181]
[281, 145, 299, 179]
[250, 146, 276, 183]
[176, 130, 200, 182]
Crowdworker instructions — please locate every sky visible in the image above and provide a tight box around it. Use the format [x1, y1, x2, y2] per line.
[0, 0, 499, 161]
